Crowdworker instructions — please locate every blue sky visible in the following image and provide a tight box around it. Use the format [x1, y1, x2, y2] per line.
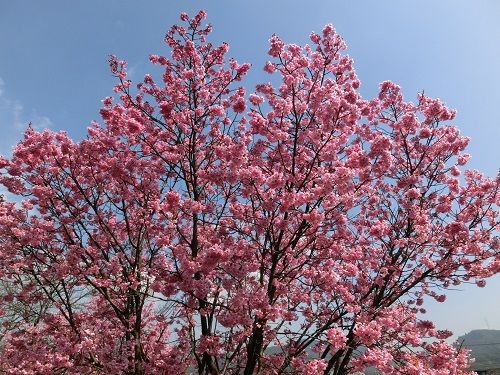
[1, 1, 499, 339]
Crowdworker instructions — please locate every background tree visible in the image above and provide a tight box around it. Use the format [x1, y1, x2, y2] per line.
[0, 10, 498, 375]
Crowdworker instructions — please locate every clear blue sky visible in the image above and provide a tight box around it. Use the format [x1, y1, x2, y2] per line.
[1, 1, 499, 339]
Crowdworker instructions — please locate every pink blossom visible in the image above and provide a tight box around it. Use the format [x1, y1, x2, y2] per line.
[457, 153, 471, 165]
[0, 11, 494, 375]
[326, 328, 347, 349]
[232, 97, 246, 113]
[264, 61, 275, 73]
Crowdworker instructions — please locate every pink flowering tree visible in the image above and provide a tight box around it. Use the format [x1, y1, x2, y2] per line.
[0, 10, 499, 375]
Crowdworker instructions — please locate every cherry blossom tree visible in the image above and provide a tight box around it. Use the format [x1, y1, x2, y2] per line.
[0, 10, 498, 375]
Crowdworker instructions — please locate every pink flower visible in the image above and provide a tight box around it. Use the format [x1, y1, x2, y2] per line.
[268, 35, 284, 57]
[310, 32, 321, 44]
[419, 128, 432, 138]
[450, 165, 461, 176]
[457, 153, 471, 165]
[405, 188, 420, 199]
[249, 94, 264, 106]
[264, 61, 275, 74]
[232, 97, 246, 113]
[326, 328, 347, 349]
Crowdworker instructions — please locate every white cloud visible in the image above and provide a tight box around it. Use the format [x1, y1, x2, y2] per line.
[0, 86, 53, 131]
[10, 101, 24, 129]
[0, 76, 53, 155]
[31, 115, 52, 130]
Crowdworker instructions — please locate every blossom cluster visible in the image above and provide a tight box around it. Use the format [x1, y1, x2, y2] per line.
[0, 10, 497, 375]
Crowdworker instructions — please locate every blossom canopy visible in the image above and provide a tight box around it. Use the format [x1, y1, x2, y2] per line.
[0, 10, 498, 375]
